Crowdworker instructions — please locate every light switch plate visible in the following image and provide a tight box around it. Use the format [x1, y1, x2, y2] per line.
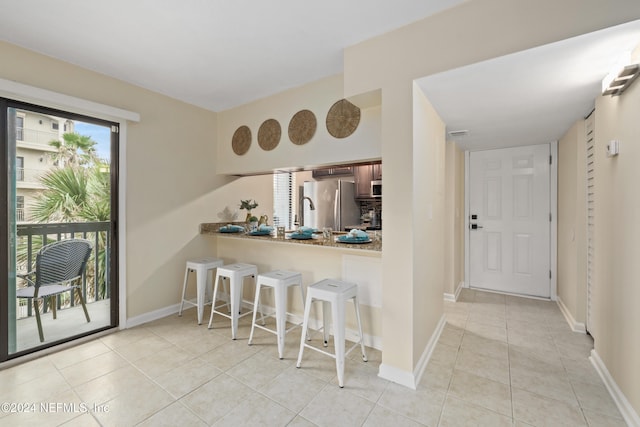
[607, 140, 619, 157]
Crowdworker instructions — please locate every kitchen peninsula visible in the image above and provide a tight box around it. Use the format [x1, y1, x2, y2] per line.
[200, 222, 383, 349]
[200, 223, 381, 252]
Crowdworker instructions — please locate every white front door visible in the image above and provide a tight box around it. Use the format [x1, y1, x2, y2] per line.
[469, 144, 551, 298]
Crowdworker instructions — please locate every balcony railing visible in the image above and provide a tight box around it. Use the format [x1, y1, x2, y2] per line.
[16, 127, 59, 146]
[16, 221, 112, 319]
[16, 167, 47, 184]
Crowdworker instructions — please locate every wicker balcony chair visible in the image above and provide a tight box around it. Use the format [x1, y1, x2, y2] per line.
[16, 239, 93, 342]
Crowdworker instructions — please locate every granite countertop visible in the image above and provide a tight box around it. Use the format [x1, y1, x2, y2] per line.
[200, 222, 381, 252]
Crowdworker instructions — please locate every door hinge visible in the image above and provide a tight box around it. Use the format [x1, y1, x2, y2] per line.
[549, 155, 552, 165]
[549, 212, 552, 222]
[549, 270, 552, 279]
[111, 125, 119, 134]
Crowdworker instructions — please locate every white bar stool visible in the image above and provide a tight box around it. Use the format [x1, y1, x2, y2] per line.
[296, 279, 367, 387]
[248, 270, 307, 359]
[208, 263, 261, 339]
[178, 257, 224, 324]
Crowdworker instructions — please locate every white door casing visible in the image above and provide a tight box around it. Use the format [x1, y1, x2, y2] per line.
[468, 144, 551, 298]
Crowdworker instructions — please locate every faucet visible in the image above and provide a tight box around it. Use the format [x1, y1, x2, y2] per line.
[302, 196, 315, 210]
[299, 196, 315, 226]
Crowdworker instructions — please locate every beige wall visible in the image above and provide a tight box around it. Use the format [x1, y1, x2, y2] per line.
[557, 120, 587, 324]
[444, 141, 465, 297]
[0, 41, 275, 319]
[217, 74, 381, 175]
[341, 0, 640, 385]
[412, 85, 446, 363]
[593, 77, 640, 413]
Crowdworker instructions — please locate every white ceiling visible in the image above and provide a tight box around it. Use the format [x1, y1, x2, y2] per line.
[417, 19, 640, 150]
[2, 2, 639, 150]
[0, 0, 464, 111]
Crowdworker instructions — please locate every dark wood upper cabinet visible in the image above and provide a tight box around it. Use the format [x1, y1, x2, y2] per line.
[311, 166, 353, 179]
[354, 164, 384, 199]
[372, 163, 382, 180]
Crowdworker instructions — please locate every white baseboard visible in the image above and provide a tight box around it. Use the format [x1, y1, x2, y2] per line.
[556, 296, 586, 333]
[378, 314, 446, 390]
[444, 281, 464, 302]
[124, 298, 383, 350]
[378, 363, 418, 389]
[443, 293, 456, 302]
[590, 349, 640, 427]
[126, 303, 181, 328]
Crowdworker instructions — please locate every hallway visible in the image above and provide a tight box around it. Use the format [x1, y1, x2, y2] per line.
[0, 289, 626, 426]
[435, 289, 624, 426]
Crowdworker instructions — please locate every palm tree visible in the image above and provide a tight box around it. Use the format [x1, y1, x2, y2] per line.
[25, 165, 110, 300]
[20, 132, 111, 302]
[48, 132, 99, 167]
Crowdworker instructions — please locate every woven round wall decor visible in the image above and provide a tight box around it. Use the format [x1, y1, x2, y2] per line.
[231, 125, 252, 156]
[288, 109, 317, 145]
[258, 118, 281, 151]
[326, 99, 361, 139]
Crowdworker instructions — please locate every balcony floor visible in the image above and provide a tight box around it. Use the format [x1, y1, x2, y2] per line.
[14, 299, 111, 353]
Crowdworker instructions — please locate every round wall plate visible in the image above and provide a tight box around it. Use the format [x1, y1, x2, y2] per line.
[232, 125, 252, 155]
[288, 109, 317, 145]
[258, 118, 281, 151]
[326, 99, 360, 139]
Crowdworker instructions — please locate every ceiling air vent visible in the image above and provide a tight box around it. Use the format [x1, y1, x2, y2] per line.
[447, 130, 469, 138]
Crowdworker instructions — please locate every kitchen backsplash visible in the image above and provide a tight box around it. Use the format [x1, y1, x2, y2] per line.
[359, 199, 382, 216]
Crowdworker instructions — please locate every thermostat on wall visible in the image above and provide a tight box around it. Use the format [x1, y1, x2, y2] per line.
[607, 140, 619, 157]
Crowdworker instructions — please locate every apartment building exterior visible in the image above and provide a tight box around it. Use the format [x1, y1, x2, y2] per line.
[15, 109, 72, 222]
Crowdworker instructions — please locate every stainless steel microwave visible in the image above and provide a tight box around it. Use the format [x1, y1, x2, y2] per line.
[371, 180, 382, 198]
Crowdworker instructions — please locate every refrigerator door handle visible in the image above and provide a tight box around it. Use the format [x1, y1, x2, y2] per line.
[334, 188, 340, 230]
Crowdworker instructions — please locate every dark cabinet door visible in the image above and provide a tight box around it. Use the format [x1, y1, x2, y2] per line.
[312, 166, 353, 179]
[372, 164, 382, 180]
[312, 168, 333, 178]
[354, 165, 373, 198]
[330, 165, 354, 176]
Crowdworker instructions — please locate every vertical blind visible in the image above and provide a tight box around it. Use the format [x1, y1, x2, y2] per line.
[585, 111, 595, 337]
[273, 172, 296, 229]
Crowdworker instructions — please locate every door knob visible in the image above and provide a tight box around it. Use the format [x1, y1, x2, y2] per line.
[469, 224, 484, 230]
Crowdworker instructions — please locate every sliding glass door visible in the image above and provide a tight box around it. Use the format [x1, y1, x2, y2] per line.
[1, 98, 119, 360]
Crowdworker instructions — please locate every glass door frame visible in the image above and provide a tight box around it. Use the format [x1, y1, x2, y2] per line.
[1, 98, 120, 361]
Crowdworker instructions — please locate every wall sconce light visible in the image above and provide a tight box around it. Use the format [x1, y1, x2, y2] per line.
[602, 51, 640, 96]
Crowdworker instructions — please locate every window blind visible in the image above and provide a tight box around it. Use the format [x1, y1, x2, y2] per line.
[585, 111, 595, 337]
[273, 172, 296, 229]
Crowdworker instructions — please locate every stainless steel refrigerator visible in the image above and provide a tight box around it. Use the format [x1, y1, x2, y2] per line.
[302, 180, 360, 231]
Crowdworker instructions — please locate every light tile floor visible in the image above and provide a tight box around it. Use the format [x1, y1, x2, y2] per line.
[0, 288, 627, 426]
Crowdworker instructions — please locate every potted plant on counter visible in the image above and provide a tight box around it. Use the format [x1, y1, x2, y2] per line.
[239, 199, 259, 223]
[248, 215, 259, 231]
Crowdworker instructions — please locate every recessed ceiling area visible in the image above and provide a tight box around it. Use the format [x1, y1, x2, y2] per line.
[417, 19, 640, 151]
